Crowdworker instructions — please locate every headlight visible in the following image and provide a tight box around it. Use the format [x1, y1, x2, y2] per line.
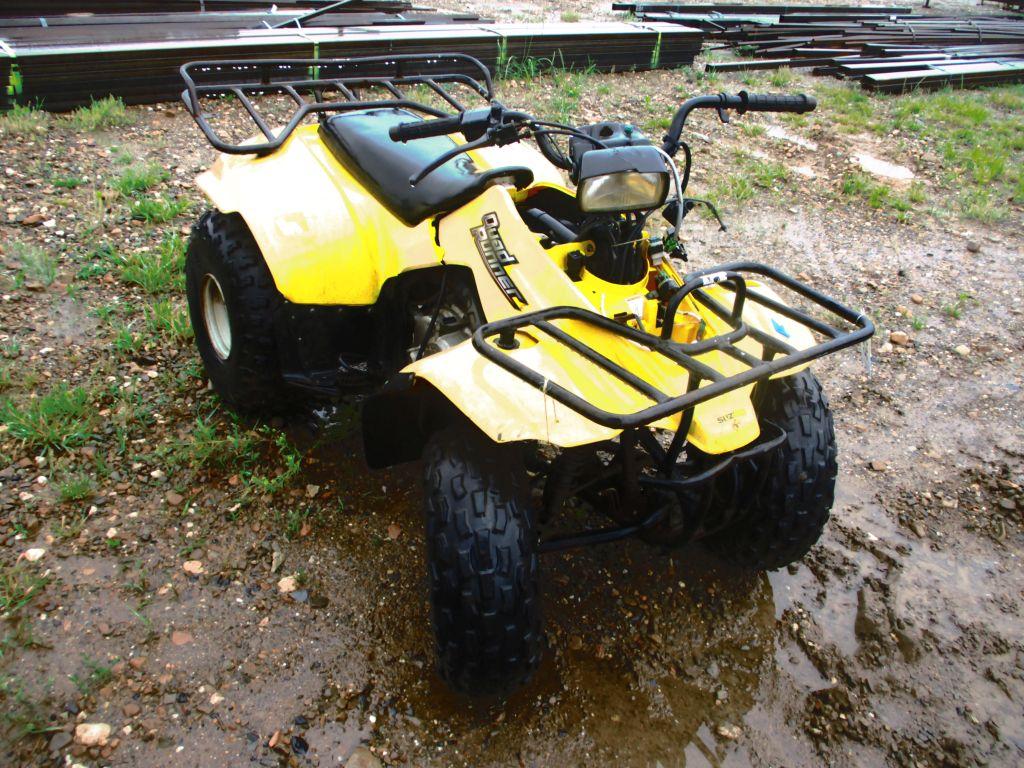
[574, 145, 670, 213]
[578, 171, 669, 213]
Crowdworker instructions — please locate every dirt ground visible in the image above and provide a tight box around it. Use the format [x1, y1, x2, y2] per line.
[1, 3, 1023, 767]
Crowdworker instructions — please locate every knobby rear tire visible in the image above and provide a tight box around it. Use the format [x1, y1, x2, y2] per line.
[185, 210, 289, 415]
[422, 426, 541, 695]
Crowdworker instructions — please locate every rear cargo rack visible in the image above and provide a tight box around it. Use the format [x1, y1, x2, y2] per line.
[472, 261, 874, 430]
[180, 53, 494, 156]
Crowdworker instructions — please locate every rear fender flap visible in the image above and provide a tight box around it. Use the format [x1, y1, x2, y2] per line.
[361, 375, 460, 469]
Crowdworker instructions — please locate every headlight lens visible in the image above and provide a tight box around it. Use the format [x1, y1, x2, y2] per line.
[577, 171, 669, 213]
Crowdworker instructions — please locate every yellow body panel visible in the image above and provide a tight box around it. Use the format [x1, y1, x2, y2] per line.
[197, 125, 814, 454]
[403, 185, 813, 453]
[196, 125, 565, 305]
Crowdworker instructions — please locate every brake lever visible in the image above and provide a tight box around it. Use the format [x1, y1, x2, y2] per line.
[408, 133, 491, 186]
[407, 118, 530, 186]
[716, 107, 730, 124]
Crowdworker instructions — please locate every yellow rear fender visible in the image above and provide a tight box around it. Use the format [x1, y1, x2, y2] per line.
[197, 125, 442, 305]
[196, 125, 568, 307]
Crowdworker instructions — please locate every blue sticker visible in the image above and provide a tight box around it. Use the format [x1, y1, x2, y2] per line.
[771, 318, 790, 338]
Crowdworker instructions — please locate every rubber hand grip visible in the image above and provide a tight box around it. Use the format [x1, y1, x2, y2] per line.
[737, 91, 817, 114]
[389, 115, 462, 141]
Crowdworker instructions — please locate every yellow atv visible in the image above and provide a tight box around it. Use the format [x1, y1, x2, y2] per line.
[180, 55, 873, 694]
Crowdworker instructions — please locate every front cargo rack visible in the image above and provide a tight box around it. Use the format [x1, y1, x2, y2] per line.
[472, 261, 874, 430]
[180, 53, 494, 156]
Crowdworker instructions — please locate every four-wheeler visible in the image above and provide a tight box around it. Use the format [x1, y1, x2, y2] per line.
[180, 54, 873, 694]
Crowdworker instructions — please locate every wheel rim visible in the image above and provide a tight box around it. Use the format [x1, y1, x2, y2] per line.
[200, 274, 232, 360]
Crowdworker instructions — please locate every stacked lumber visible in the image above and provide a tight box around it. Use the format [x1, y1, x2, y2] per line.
[617, 3, 1024, 92]
[1, 15, 703, 111]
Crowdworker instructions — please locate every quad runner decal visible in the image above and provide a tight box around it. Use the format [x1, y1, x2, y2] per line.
[471, 212, 528, 309]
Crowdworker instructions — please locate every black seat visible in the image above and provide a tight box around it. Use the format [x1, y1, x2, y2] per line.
[319, 108, 534, 227]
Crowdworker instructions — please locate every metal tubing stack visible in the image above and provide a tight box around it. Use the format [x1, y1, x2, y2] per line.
[617, 2, 1024, 92]
[1, 8, 704, 111]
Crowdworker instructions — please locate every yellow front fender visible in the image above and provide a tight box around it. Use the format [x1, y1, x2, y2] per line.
[401, 185, 795, 454]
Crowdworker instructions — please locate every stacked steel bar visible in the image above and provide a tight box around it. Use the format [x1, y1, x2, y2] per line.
[1, 16, 703, 110]
[2, 1, 417, 14]
[618, 3, 1024, 92]
[0, 11, 489, 46]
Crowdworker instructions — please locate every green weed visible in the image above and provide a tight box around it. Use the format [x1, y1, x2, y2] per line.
[0, 105, 49, 137]
[8, 242, 57, 287]
[111, 323, 144, 357]
[70, 656, 114, 696]
[129, 196, 189, 223]
[144, 299, 193, 344]
[707, 153, 789, 205]
[768, 67, 794, 88]
[62, 96, 131, 131]
[52, 512, 89, 542]
[113, 163, 168, 196]
[0, 677, 59, 744]
[0, 339, 22, 359]
[118, 233, 185, 293]
[943, 291, 974, 320]
[818, 83, 878, 133]
[0, 563, 48, 618]
[841, 172, 926, 221]
[52, 176, 85, 189]
[57, 473, 96, 503]
[0, 383, 94, 451]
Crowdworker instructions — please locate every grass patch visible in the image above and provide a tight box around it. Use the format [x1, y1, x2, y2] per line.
[816, 82, 880, 133]
[62, 96, 131, 131]
[70, 656, 115, 696]
[0, 563, 48, 618]
[111, 323, 144, 358]
[118, 232, 185, 293]
[768, 67, 795, 88]
[942, 291, 974, 320]
[841, 171, 926, 221]
[113, 163, 168, 196]
[707, 152, 790, 206]
[0, 383, 95, 452]
[0, 105, 49, 137]
[0, 676, 58, 745]
[162, 414, 306, 498]
[52, 176, 85, 189]
[57, 473, 96, 503]
[811, 84, 1023, 222]
[129, 195, 189, 223]
[560, 10, 580, 22]
[8, 242, 57, 287]
[144, 299, 193, 344]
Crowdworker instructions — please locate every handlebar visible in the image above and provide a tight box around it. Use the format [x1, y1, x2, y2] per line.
[386, 90, 818, 186]
[661, 90, 816, 154]
[389, 114, 464, 142]
[737, 92, 817, 114]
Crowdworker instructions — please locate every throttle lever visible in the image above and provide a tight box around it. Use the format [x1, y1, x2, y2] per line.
[717, 107, 730, 124]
